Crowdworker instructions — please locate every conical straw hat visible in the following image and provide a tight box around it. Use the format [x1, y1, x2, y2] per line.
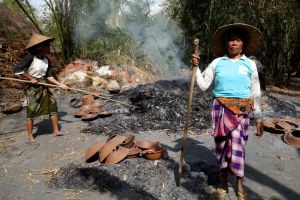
[211, 23, 262, 57]
[25, 32, 54, 49]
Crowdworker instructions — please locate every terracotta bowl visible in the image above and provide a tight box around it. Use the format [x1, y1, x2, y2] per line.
[91, 91, 101, 97]
[93, 100, 104, 108]
[284, 129, 300, 148]
[135, 140, 159, 150]
[98, 110, 113, 117]
[94, 107, 104, 114]
[69, 98, 83, 108]
[142, 147, 165, 160]
[120, 135, 135, 148]
[99, 135, 126, 162]
[74, 110, 89, 118]
[85, 141, 106, 163]
[80, 104, 94, 112]
[82, 112, 98, 121]
[81, 94, 94, 105]
[263, 119, 284, 134]
[127, 145, 141, 159]
[105, 146, 130, 165]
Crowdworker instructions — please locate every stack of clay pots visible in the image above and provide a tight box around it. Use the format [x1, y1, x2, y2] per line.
[70, 94, 112, 121]
[263, 116, 300, 149]
[85, 134, 165, 165]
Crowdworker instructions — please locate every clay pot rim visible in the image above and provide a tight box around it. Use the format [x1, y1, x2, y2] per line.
[82, 113, 98, 120]
[85, 141, 106, 162]
[81, 94, 94, 105]
[80, 104, 94, 111]
[135, 140, 159, 149]
[284, 129, 300, 148]
[143, 147, 165, 160]
[92, 101, 104, 108]
[99, 135, 127, 162]
[105, 146, 130, 165]
[97, 111, 113, 117]
[69, 98, 83, 108]
[141, 147, 164, 154]
[128, 146, 141, 156]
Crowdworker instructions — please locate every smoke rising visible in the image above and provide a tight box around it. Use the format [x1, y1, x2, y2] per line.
[125, 13, 186, 79]
[76, 0, 186, 79]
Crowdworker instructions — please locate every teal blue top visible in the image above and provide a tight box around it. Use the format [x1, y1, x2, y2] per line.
[213, 56, 253, 98]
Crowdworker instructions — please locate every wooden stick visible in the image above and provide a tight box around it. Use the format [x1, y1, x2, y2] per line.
[0, 76, 137, 107]
[177, 38, 199, 186]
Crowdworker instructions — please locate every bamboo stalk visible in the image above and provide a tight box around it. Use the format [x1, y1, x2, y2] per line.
[0, 76, 137, 107]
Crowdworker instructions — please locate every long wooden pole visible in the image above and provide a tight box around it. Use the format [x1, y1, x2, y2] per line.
[177, 38, 199, 186]
[0, 76, 137, 108]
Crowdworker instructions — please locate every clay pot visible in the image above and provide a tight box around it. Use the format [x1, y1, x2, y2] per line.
[284, 129, 300, 148]
[97, 110, 113, 117]
[105, 146, 130, 165]
[93, 100, 104, 108]
[74, 110, 89, 118]
[127, 145, 141, 159]
[120, 135, 135, 148]
[2, 102, 22, 114]
[69, 98, 83, 108]
[263, 119, 284, 134]
[91, 91, 101, 97]
[99, 135, 126, 162]
[85, 141, 106, 163]
[135, 140, 159, 150]
[81, 94, 94, 105]
[142, 147, 165, 160]
[94, 107, 104, 114]
[82, 112, 98, 121]
[80, 104, 94, 112]
[276, 121, 296, 132]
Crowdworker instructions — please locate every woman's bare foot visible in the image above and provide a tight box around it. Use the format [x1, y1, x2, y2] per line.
[27, 137, 37, 144]
[52, 131, 69, 137]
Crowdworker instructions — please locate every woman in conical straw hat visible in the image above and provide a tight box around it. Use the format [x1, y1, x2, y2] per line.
[15, 32, 70, 144]
[191, 23, 264, 200]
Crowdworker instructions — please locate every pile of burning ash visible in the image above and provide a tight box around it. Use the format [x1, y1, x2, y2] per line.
[82, 79, 213, 135]
[81, 79, 297, 136]
[49, 158, 216, 200]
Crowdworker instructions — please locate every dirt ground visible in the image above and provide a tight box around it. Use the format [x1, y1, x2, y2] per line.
[0, 90, 299, 200]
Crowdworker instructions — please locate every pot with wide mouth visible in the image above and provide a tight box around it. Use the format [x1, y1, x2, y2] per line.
[142, 147, 165, 160]
[74, 109, 89, 118]
[81, 94, 94, 105]
[135, 140, 159, 150]
[85, 141, 106, 163]
[82, 112, 98, 121]
[127, 145, 141, 159]
[80, 104, 94, 112]
[99, 135, 126, 162]
[97, 110, 113, 117]
[105, 146, 130, 165]
[284, 129, 300, 148]
[120, 135, 135, 148]
[69, 98, 83, 108]
[92, 100, 104, 108]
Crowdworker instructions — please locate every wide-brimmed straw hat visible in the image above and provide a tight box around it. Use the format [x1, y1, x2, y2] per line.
[25, 32, 54, 50]
[211, 23, 262, 57]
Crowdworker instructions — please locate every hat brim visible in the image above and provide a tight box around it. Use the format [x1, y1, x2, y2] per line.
[25, 33, 54, 50]
[211, 23, 262, 57]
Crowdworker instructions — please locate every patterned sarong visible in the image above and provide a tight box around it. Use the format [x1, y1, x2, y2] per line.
[26, 84, 58, 120]
[212, 99, 249, 177]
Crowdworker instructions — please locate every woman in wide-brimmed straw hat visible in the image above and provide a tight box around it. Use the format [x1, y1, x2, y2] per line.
[191, 23, 264, 200]
[14, 32, 70, 145]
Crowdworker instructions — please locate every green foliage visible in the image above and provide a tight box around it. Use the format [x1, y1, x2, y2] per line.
[84, 28, 131, 61]
[167, 0, 300, 85]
